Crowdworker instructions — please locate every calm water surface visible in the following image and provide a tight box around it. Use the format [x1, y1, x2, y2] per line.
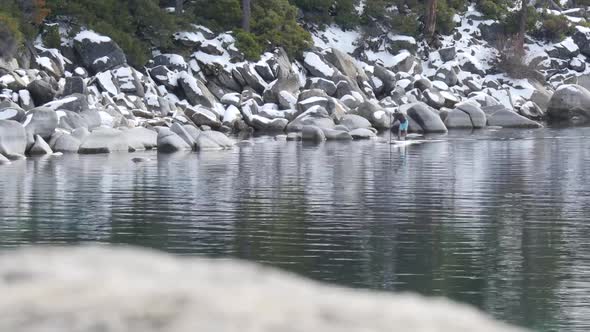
[1, 127, 590, 331]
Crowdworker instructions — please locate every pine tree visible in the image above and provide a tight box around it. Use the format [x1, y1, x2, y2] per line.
[425, 0, 438, 43]
[242, 0, 251, 32]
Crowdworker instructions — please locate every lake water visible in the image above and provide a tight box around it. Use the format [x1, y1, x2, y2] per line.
[1, 127, 590, 331]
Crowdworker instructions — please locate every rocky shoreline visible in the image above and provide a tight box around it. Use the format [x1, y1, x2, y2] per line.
[2, 7, 590, 164]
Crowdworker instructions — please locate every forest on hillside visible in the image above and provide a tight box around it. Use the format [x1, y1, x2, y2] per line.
[0, 0, 582, 66]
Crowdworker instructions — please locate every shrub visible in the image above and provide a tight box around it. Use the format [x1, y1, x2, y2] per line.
[391, 14, 420, 37]
[0, 13, 21, 59]
[235, 30, 263, 61]
[42, 24, 61, 49]
[538, 14, 572, 42]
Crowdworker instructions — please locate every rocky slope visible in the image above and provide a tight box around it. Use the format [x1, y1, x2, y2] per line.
[1, 4, 590, 162]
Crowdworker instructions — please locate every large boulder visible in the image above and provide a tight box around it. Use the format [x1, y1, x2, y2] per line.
[301, 125, 326, 142]
[0, 120, 27, 159]
[573, 26, 590, 57]
[286, 107, 336, 132]
[354, 101, 391, 129]
[74, 30, 127, 73]
[303, 52, 336, 79]
[178, 72, 218, 108]
[0, 104, 26, 122]
[27, 79, 56, 106]
[123, 127, 157, 151]
[487, 108, 543, 128]
[340, 114, 372, 130]
[78, 128, 130, 154]
[185, 106, 222, 128]
[455, 101, 487, 129]
[321, 128, 353, 140]
[52, 134, 82, 153]
[63, 76, 87, 96]
[24, 107, 58, 140]
[28, 135, 53, 155]
[44, 94, 89, 113]
[444, 109, 473, 129]
[0, 246, 526, 332]
[157, 128, 191, 153]
[57, 110, 89, 131]
[170, 123, 196, 148]
[349, 128, 377, 139]
[150, 54, 188, 72]
[547, 84, 590, 123]
[406, 102, 448, 133]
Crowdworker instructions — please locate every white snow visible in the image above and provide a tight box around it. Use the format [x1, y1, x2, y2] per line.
[96, 71, 119, 96]
[432, 80, 449, 91]
[98, 111, 114, 127]
[311, 25, 360, 54]
[388, 34, 416, 44]
[300, 96, 328, 105]
[74, 30, 111, 43]
[0, 74, 15, 85]
[366, 50, 410, 69]
[36, 57, 54, 71]
[355, 0, 366, 15]
[223, 105, 241, 124]
[44, 96, 78, 110]
[74, 67, 86, 76]
[304, 52, 335, 77]
[0, 108, 18, 120]
[561, 37, 579, 53]
[19, 90, 31, 106]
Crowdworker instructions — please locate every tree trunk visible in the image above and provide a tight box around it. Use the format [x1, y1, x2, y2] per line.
[425, 0, 437, 44]
[175, 0, 183, 16]
[242, 0, 251, 32]
[517, 0, 528, 57]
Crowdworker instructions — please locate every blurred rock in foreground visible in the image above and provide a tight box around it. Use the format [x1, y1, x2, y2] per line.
[0, 246, 526, 332]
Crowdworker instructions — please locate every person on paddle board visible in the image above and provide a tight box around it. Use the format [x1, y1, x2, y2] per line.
[393, 111, 409, 141]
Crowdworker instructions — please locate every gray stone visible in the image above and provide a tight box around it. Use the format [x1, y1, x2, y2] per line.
[44, 94, 89, 113]
[297, 96, 330, 114]
[24, 107, 58, 140]
[150, 54, 188, 72]
[52, 134, 82, 153]
[185, 106, 222, 128]
[157, 128, 192, 153]
[178, 72, 218, 108]
[303, 52, 336, 79]
[254, 61, 275, 82]
[286, 132, 302, 141]
[0, 153, 10, 165]
[305, 78, 337, 96]
[321, 128, 353, 140]
[202, 131, 234, 148]
[444, 109, 473, 129]
[301, 125, 326, 142]
[0, 120, 27, 159]
[354, 101, 391, 129]
[487, 109, 543, 128]
[434, 66, 458, 87]
[0, 105, 25, 122]
[236, 140, 254, 147]
[171, 123, 196, 148]
[27, 79, 56, 106]
[78, 128, 129, 154]
[80, 110, 102, 130]
[518, 101, 545, 120]
[455, 101, 487, 129]
[547, 84, 590, 123]
[406, 102, 448, 133]
[63, 77, 87, 96]
[28, 135, 53, 155]
[123, 127, 157, 151]
[74, 30, 127, 73]
[574, 26, 590, 57]
[286, 107, 336, 132]
[0, 246, 526, 332]
[340, 114, 372, 130]
[236, 64, 267, 94]
[349, 128, 377, 139]
[439, 47, 456, 62]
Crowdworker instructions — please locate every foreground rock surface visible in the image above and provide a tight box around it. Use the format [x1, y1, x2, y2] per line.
[0, 247, 526, 332]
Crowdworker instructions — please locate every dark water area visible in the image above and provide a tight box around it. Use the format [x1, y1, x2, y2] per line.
[1, 127, 590, 331]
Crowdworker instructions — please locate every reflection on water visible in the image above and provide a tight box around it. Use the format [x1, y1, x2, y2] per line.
[1, 128, 590, 331]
